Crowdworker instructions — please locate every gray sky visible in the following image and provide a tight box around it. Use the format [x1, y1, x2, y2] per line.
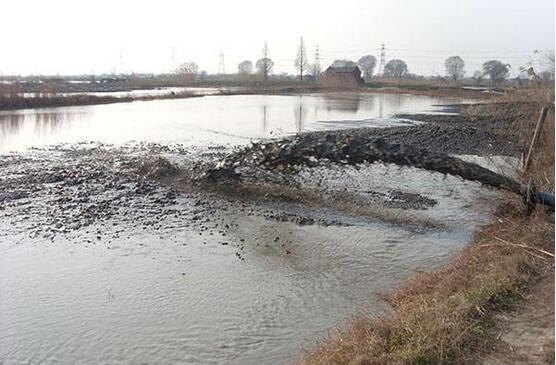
[2, 0, 554, 76]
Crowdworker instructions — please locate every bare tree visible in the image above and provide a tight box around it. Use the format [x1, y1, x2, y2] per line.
[384, 59, 408, 78]
[357, 55, 377, 80]
[176, 62, 199, 75]
[482, 60, 510, 85]
[256, 42, 272, 82]
[331, 59, 357, 68]
[237, 60, 253, 75]
[309, 62, 321, 79]
[445, 56, 465, 81]
[295, 37, 309, 82]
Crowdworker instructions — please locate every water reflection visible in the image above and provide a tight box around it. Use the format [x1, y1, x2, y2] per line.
[294, 103, 307, 132]
[0, 111, 89, 150]
[0, 93, 460, 152]
[261, 105, 268, 135]
[321, 92, 362, 112]
[32, 112, 71, 139]
[384, 93, 406, 114]
[0, 115, 24, 148]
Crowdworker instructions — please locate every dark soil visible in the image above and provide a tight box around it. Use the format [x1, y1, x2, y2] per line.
[331, 109, 525, 157]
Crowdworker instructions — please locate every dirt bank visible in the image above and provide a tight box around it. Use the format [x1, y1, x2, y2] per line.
[0, 92, 203, 111]
[327, 101, 535, 157]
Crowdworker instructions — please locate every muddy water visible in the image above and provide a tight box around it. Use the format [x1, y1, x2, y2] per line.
[0, 93, 503, 364]
[0, 92, 460, 152]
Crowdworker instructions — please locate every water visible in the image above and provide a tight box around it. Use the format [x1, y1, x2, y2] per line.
[0, 92, 500, 364]
[0, 92, 460, 152]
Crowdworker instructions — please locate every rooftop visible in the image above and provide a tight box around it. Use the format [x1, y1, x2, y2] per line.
[327, 66, 360, 73]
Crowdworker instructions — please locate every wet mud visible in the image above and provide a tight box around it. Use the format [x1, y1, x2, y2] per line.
[1, 101, 528, 247]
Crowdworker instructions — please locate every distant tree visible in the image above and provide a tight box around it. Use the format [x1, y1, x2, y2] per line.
[309, 61, 321, 79]
[257, 42, 272, 82]
[384, 59, 408, 78]
[237, 60, 253, 75]
[295, 37, 310, 82]
[482, 60, 510, 85]
[445, 56, 465, 81]
[357, 55, 377, 80]
[256, 58, 274, 80]
[331, 59, 357, 68]
[176, 62, 199, 75]
[472, 70, 483, 85]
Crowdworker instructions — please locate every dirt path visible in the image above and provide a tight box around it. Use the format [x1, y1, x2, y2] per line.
[482, 272, 555, 364]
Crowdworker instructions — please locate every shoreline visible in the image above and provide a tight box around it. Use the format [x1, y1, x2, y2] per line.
[0, 92, 205, 112]
[0, 83, 488, 112]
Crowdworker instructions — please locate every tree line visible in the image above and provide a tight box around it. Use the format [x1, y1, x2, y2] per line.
[175, 39, 548, 85]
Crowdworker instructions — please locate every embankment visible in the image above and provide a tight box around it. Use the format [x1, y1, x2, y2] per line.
[0, 92, 202, 111]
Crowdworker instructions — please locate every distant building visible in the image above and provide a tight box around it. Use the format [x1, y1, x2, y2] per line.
[320, 66, 364, 89]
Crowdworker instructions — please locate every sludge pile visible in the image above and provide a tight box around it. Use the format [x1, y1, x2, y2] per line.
[204, 131, 554, 210]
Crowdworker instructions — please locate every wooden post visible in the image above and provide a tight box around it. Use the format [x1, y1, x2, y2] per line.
[523, 106, 549, 172]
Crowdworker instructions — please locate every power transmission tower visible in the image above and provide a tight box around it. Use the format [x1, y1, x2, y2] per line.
[262, 42, 269, 82]
[219, 50, 226, 75]
[378, 44, 386, 75]
[314, 45, 321, 77]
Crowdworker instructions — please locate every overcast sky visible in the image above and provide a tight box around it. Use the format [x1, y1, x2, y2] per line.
[1, 0, 554, 76]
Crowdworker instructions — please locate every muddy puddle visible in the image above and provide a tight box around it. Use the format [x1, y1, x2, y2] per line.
[0, 93, 514, 364]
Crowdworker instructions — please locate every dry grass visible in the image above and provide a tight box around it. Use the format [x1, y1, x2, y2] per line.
[298, 204, 554, 365]
[510, 87, 556, 190]
[297, 84, 555, 365]
[463, 85, 554, 190]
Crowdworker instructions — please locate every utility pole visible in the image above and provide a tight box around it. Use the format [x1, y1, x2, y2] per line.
[171, 47, 176, 72]
[219, 50, 226, 75]
[378, 44, 386, 76]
